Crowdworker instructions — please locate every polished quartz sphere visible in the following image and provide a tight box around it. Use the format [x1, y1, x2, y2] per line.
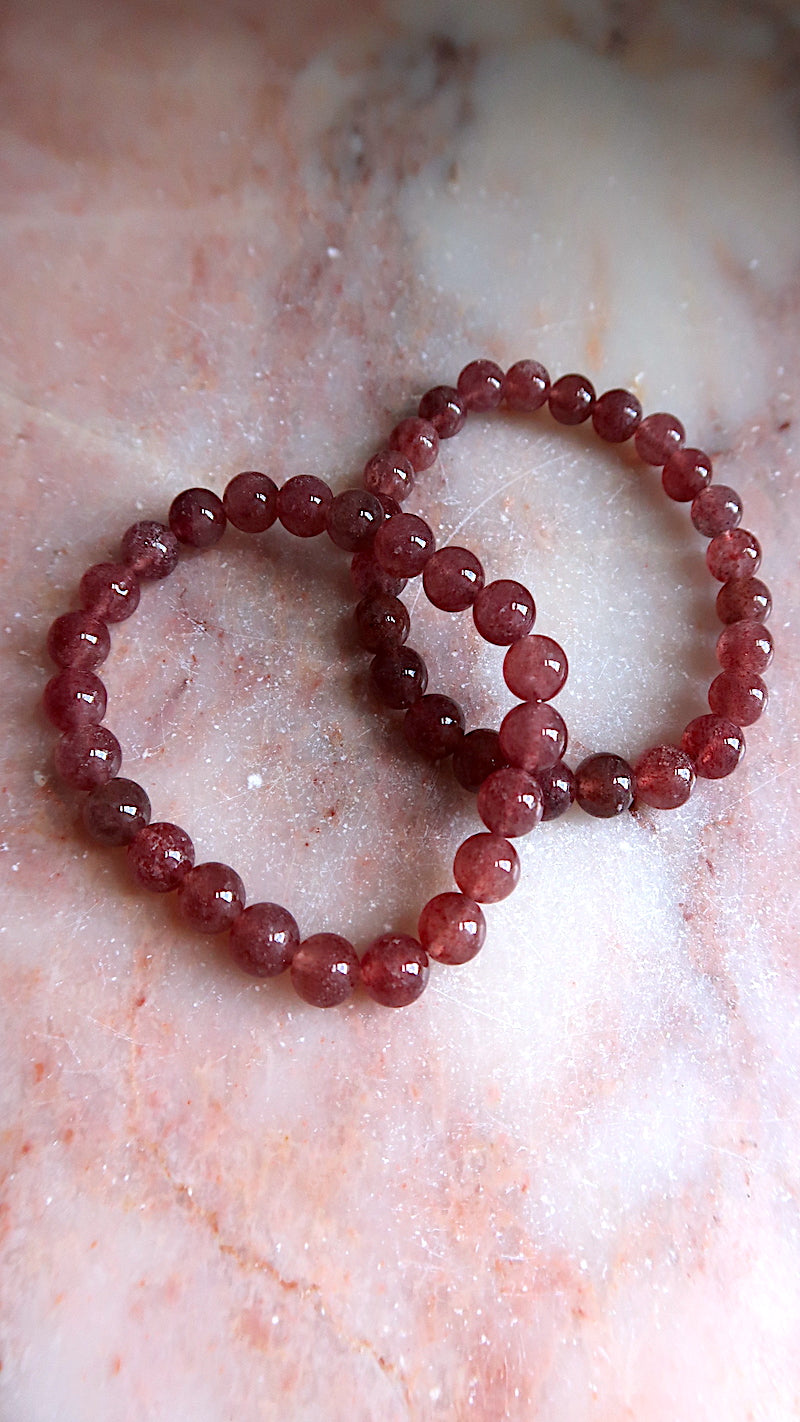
[706, 528, 761, 582]
[708, 671, 768, 726]
[54, 724, 122, 790]
[423, 546, 484, 612]
[575, 753, 636, 817]
[369, 644, 428, 708]
[373, 512, 435, 578]
[716, 577, 772, 624]
[388, 416, 439, 471]
[453, 832, 520, 903]
[499, 701, 567, 772]
[277, 475, 332, 537]
[79, 562, 140, 623]
[360, 934, 430, 1007]
[418, 892, 486, 965]
[43, 669, 107, 731]
[691, 485, 743, 538]
[290, 933, 359, 1007]
[121, 520, 180, 579]
[502, 359, 550, 412]
[633, 412, 685, 465]
[169, 487, 227, 547]
[457, 359, 504, 411]
[223, 471, 279, 533]
[591, 388, 642, 443]
[354, 592, 410, 652]
[228, 902, 300, 978]
[363, 449, 415, 503]
[716, 621, 773, 675]
[548, 373, 595, 424]
[83, 777, 151, 846]
[417, 385, 467, 438]
[503, 634, 568, 701]
[350, 550, 407, 599]
[127, 822, 195, 892]
[633, 745, 695, 809]
[661, 448, 712, 502]
[46, 610, 111, 671]
[452, 728, 507, 793]
[477, 766, 543, 837]
[681, 715, 745, 779]
[473, 579, 535, 645]
[403, 694, 465, 759]
[177, 861, 245, 933]
[536, 761, 576, 821]
[326, 488, 384, 551]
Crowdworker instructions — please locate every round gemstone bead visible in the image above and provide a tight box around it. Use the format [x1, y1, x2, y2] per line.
[46, 610, 111, 671]
[716, 621, 773, 675]
[575, 753, 636, 818]
[473, 579, 535, 645]
[503, 634, 568, 701]
[453, 832, 520, 903]
[350, 551, 406, 599]
[682, 715, 745, 779]
[228, 902, 299, 978]
[633, 413, 685, 465]
[452, 728, 507, 793]
[290, 933, 359, 1008]
[418, 892, 486, 965]
[120, 520, 179, 579]
[499, 702, 567, 772]
[403, 694, 465, 760]
[363, 449, 415, 503]
[417, 385, 467, 438]
[376, 493, 402, 520]
[42, 669, 107, 731]
[691, 485, 743, 538]
[169, 487, 227, 547]
[633, 746, 695, 809]
[388, 416, 439, 472]
[360, 934, 430, 1007]
[277, 475, 332, 537]
[373, 512, 435, 578]
[456, 359, 504, 411]
[706, 528, 761, 582]
[369, 645, 428, 708]
[127, 822, 195, 892]
[662, 448, 712, 502]
[716, 577, 772, 624]
[536, 761, 576, 821]
[177, 862, 245, 933]
[79, 562, 140, 623]
[477, 766, 543, 837]
[502, 359, 550, 412]
[82, 777, 151, 846]
[708, 671, 768, 726]
[54, 725, 122, 790]
[354, 592, 410, 652]
[325, 489, 384, 552]
[591, 388, 642, 443]
[423, 546, 484, 612]
[548, 373, 595, 425]
[223, 471, 279, 533]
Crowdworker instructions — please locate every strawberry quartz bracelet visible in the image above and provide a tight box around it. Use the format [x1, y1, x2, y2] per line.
[41, 358, 773, 1010]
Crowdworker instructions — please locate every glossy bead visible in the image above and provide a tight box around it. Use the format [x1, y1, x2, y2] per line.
[121, 520, 180, 579]
[423, 545, 484, 612]
[453, 832, 520, 903]
[277, 475, 332, 537]
[575, 753, 635, 818]
[418, 892, 486, 965]
[223, 471, 279, 533]
[354, 592, 410, 652]
[502, 359, 550, 412]
[53, 725, 122, 790]
[376, 493, 402, 520]
[42, 669, 107, 731]
[499, 701, 567, 772]
[290, 933, 359, 1007]
[177, 862, 245, 933]
[228, 902, 299, 978]
[46, 610, 111, 671]
[548, 373, 595, 425]
[477, 767, 543, 837]
[661, 448, 712, 502]
[169, 487, 227, 547]
[452, 728, 507, 793]
[716, 577, 772, 624]
[127, 822, 195, 892]
[708, 671, 768, 726]
[418, 385, 467, 438]
[79, 562, 140, 623]
[373, 512, 435, 578]
[325, 489, 384, 552]
[503, 634, 568, 701]
[361, 934, 430, 1007]
[456, 359, 504, 411]
[363, 449, 415, 503]
[388, 416, 439, 472]
[633, 746, 695, 809]
[473, 579, 535, 645]
[537, 761, 576, 821]
[682, 714, 745, 779]
[369, 645, 428, 708]
[350, 551, 406, 599]
[634, 413, 685, 465]
[706, 528, 761, 582]
[716, 621, 773, 675]
[403, 694, 465, 760]
[83, 777, 151, 846]
[592, 388, 642, 443]
[691, 485, 743, 538]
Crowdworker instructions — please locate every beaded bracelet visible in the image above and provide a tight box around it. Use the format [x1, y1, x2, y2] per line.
[41, 358, 773, 1010]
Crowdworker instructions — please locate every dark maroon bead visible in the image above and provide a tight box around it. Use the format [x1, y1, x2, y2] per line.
[477, 766, 543, 837]
[452, 728, 507, 793]
[42, 669, 107, 731]
[354, 592, 410, 652]
[277, 475, 332, 537]
[369, 645, 428, 708]
[691, 485, 743, 538]
[121, 521, 179, 579]
[454, 832, 520, 903]
[682, 715, 745, 779]
[633, 746, 695, 809]
[591, 388, 642, 443]
[575, 753, 635, 818]
[708, 671, 767, 726]
[473, 579, 535, 645]
[536, 761, 575, 821]
[373, 512, 435, 579]
[716, 577, 772, 624]
[223, 471, 279, 533]
[169, 487, 227, 547]
[503, 634, 567, 701]
[83, 777, 151, 846]
[661, 448, 712, 502]
[127, 822, 194, 892]
[456, 359, 504, 411]
[46, 610, 111, 672]
[178, 862, 245, 933]
[548, 374, 595, 425]
[79, 562, 140, 624]
[361, 934, 430, 1007]
[54, 725, 122, 790]
[418, 385, 467, 438]
[388, 416, 439, 472]
[228, 902, 299, 978]
[376, 493, 402, 520]
[418, 892, 486, 965]
[325, 489, 384, 552]
[403, 694, 465, 760]
[290, 934, 359, 1007]
[716, 621, 773, 675]
[706, 529, 761, 582]
[423, 546, 484, 612]
[350, 551, 406, 599]
[502, 360, 550, 412]
[499, 702, 567, 772]
[634, 413, 685, 465]
[362, 449, 415, 504]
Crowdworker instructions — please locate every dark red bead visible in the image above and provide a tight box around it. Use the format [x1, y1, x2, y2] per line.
[473, 579, 535, 645]
[121, 521, 179, 579]
[360, 934, 430, 1007]
[376, 493, 402, 520]
[325, 488, 384, 552]
[46, 610, 111, 671]
[228, 902, 299, 978]
[633, 746, 695, 809]
[54, 725, 122, 790]
[362, 449, 415, 504]
[83, 777, 151, 846]
[536, 761, 575, 821]
[169, 487, 227, 547]
[373, 512, 435, 579]
[423, 546, 484, 612]
[691, 485, 743, 538]
[682, 715, 745, 779]
[369, 645, 428, 708]
[277, 475, 332, 537]
[575, 753, 635, 818]
[706, 528, 761, 582]
[452, 728, 506, 793]
[223, 471, 279, 533]
[454, 832, 520, 903]
[633, 413, 685, 465]
[178, 862, 245, 933]
[42, 669, 107, 731]
[388, 416, 439, 472]
[716, 577, 772, 624]
[417, 385, 467, 438]
[456, 359, 504, 411]
[591, 388, 642, 443]
[127, 822, 195, 892]
[548, 374, 595, 425]
[662, 448, 712, 502]
[502, 360, 550, 412]
[354, 592, 410, 652]
[403, 694, 465, 760]
[708, 671, 767, 726]
[79, 562, 140, 623]
[290, 933, 359, 1007]
[716, 621, 773, 675]
[503, 634, 567, 701]
[418, 893, 486, 965]
[477, 766, 543, 837]
[499, 702, 567, 772]
[350, 551, 406, 599]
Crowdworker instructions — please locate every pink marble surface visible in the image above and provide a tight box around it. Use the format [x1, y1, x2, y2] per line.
[2, 1, 799, 1418]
